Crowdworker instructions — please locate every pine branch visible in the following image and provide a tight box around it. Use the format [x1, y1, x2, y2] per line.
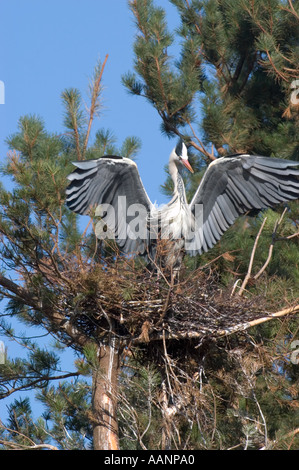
[281, 0, 299, 21]
[216, 304, 299, 337]
[0, 273, 91, 349]
[83, 54, 109, 158]
[0, 421, 59, 450]
[186, 119, 216, 161]
[61, 88, 83, 160]
[0, 273, 39, 308]
[0, 372, 81, 400]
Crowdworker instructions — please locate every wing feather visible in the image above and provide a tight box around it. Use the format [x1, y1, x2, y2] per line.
[66, 156, 152, 255]
[188, 155, 299, 255]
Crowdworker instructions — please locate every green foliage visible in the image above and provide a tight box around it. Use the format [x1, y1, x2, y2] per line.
[62, 88, 85, 134]
[0, 57, 142, 449]
[121, 0, 299, 450]
[0, 1, 298, 451]
[36, 380, 93, 450]
[119, 363, 162, 450]
[122, 0, 203, 136]
[125, 0, 299, 160]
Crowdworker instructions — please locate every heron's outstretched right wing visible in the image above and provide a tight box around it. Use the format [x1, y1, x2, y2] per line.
[187, 154, 299, 255]
[66, 155, 153, 255]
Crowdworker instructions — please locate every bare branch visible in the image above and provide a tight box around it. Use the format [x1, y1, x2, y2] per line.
[254, 208, 287, 280]
[238, 217, 267, 296]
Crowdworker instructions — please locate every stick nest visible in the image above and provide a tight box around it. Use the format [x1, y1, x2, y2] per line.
[64, 260, 271, 347]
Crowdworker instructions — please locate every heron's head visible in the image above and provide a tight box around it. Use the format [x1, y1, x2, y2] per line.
[173, 140, 194, 173]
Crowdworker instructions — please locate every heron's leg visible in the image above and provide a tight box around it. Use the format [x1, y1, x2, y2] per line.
[172, 268, 180, 285]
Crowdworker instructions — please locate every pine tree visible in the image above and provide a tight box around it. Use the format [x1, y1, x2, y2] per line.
[1, 1, 299, 451]
[124, 0, 299, 158]
[121, 0, 299, 450]
[0, 57, 142, 450]
[123, 0, 299, 302]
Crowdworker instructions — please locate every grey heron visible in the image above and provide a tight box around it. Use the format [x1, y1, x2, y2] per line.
[66, 140, 299, 270]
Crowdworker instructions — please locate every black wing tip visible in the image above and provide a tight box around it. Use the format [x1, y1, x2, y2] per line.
[69, 155, 124, 168]
[225, 153, 299, 165]
[225, 152, 250, 158]
[101, 155, 123, 160]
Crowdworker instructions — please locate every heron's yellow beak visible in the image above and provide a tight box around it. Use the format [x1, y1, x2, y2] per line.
[182, 159, 194, 173]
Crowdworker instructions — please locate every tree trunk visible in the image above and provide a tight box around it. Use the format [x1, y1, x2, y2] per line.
[92, 340, 121, 450]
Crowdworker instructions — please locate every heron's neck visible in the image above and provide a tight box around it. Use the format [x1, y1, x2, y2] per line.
[169, 158, 188, 204]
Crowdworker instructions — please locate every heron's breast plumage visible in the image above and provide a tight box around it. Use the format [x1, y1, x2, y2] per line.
[148, 198, 193, 241]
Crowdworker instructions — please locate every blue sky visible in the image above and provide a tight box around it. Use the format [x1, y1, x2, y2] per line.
[0, 1, 183, 420]
[0, 0, 181, 203]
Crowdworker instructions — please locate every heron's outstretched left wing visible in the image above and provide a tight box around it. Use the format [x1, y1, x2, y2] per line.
[66, 155, 153, 255]
[188, 154, 299, 255]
